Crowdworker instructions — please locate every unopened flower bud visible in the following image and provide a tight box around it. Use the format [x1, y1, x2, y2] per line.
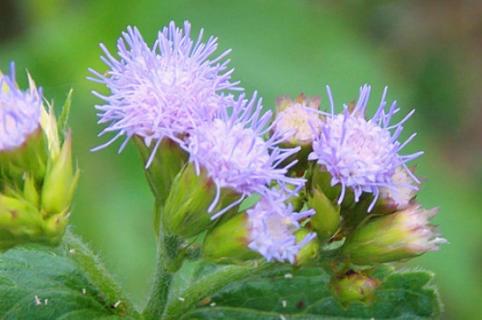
[272, 94, 322, 175]
[307, 187, 340, 241]
[331, 271, 379, 304]
[343, 205, 446, 264]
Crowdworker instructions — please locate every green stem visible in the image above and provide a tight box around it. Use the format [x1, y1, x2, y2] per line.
[162, 261, 269, 320]
[143, 218, 181, 320]
[63, 229, 139, 318]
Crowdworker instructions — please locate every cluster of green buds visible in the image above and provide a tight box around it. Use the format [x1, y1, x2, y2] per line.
[0, 68, 78, 250]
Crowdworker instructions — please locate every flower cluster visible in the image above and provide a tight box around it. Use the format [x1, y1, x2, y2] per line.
[89, 21, 239, 166]
[90, 20, 444, 266]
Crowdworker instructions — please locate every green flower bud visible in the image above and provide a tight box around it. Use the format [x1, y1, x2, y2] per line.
[294, 228, 320, 266]
[343, 205, 446, 265]
[203, 213, 257, 263]
[162, 163, 239, 238]
[307, 187, 340, 241]
[331, 271, 379, 304]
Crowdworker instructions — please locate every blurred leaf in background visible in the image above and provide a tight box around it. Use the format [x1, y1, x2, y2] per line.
[0, 0, 480, 318]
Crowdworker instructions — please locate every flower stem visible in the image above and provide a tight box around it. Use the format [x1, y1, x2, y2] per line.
[63, 228, 139, 318]
[162, 261, 269, 320]
[143, 208, 181, 320]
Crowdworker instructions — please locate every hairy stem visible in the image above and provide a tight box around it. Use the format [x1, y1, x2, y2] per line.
[143, 212, 181, 320]
[63, 228, 139, 317]
[162, 261, 269, 320]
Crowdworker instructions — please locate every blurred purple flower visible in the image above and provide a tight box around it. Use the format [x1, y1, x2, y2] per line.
[0, 63, 42, 151]
[89, 21, 240, 166]
[309, 85, 422, 211]
[247, 193, 316, 263]
[186, 93, 305, 219]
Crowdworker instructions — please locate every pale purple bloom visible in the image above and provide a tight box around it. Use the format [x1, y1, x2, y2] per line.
[247, 193, 316, 263]
[89, 21, 240, 166]
[186, 93, 305, 219]
[0, 64, 42, 151]
[309, 85, 422, 211]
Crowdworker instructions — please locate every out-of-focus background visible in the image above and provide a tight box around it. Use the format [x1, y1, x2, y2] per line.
[1, 0, 480, 318]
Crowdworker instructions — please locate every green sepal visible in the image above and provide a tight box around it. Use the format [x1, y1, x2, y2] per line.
[135, 137, 187, 204]
[0, 128, 47, 183]
[162, 162, 239, 238]
[41, 132, 79, 215]
[308, 164, 354, 207]
[294, 228, 320, 266]
[307, 187, 340, 241]
[203, 213, 257, 263]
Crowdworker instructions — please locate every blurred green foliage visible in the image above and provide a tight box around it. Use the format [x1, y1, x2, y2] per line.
[1, 0, 480, 318]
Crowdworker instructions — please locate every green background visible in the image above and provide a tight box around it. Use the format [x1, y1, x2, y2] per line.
[1, 0, 480, 318]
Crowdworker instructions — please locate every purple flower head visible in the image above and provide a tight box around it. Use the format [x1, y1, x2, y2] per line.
[309, 85, 423, 211]
[247, 192, 316, 263]
[0, 64, 42, 151]
[89, 21, 240, 166]
[186, 93, 306, 219]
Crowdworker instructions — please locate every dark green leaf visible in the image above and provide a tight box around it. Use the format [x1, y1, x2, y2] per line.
[0, 246, 134, 319]
[184, 267, 441, 319]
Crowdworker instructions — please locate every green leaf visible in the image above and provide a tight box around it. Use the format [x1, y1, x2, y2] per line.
[183, 267, 441, 320]
[0, 246, 135, 319]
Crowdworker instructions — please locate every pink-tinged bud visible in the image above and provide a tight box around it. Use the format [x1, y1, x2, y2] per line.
[331, 271, 379, 304]
[272, 94, 323, 176]
[343, 205, 447, 265]
[273, 94, 322, 147]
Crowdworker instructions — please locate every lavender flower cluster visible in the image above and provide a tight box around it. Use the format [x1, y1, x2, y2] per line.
[88, 20, 444, 264]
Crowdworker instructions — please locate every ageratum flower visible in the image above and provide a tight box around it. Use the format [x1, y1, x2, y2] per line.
[186, 93, 306, 219]
[89, 21, 239, 166]
[0, 64, 42, 151]
[247, 193, 316, 263]
[309, 85, 423, 211]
